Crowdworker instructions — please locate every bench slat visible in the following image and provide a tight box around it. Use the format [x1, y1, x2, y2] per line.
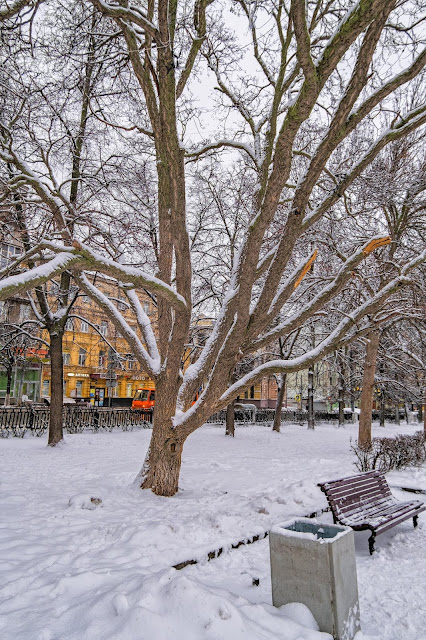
[323, 476, 392, 499]
[341, 504, 424, 532]
[328, 490, 392, 516]
[333, 496, 395, 520]
[341, 500, 421, 526]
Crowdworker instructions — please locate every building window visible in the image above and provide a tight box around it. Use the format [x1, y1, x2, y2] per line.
[80, 320, 89, 333]
[127, 356, 135, 370]
[118, 296, 127, 311]
[63, 352, 71, 365]
[126, 383, 133, 398]
[76, 381, 83, 397]
[0, 243, 22, 268]
[143, 301, 150, 314]
[65, 319, 74, 331]
[78, 348, 86, 366]
[99, 321, 108, 337]
[42, 380, 50, 396]
[98, 350, 106, 367]
[250, 385, 255, 399]
[20, 304, 31, 322]
[0, 301, 6, 321]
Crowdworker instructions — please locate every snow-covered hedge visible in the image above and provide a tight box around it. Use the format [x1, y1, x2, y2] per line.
[352, 431, 426, 473]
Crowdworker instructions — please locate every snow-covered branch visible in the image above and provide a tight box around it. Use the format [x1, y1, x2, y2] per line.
[75, 274, 161, 377]
[186, 140, 257, 164]
[0, 253, 82, 302]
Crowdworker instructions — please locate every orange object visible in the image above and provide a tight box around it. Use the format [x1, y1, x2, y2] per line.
[363, 236, 391, 255]
[132, 388, 155, 409]
[132, 388, 199, 410]
[294, 249, 318, 289]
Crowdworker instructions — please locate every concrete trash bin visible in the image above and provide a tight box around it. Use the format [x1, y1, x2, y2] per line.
[269, 517, 360, 640]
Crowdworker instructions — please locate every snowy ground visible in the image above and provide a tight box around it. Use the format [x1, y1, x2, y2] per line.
[1, 421, 425, 640]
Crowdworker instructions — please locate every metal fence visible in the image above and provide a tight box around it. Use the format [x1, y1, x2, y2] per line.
[205, 408, 361, 426]
[205, 408, 310, 426]
[0, 406, 153, 438]
[2, 404, 407, 438]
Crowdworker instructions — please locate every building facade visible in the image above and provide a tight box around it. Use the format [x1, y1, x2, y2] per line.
[40, 278, 156, 405]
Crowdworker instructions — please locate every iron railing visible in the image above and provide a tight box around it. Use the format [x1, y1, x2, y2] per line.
[205, 408, 309, 425]
[0, 406, 153, 438]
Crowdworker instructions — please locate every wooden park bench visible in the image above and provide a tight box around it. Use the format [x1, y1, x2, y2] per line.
[318, 470, 425, 554]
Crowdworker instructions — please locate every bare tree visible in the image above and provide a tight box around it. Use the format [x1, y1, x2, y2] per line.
[0, 2, 138, 443]
[1, 1, 426, 495]
[272, 331, 300, 433]
[351, 134, 426, 446]
[0, 320, 47, 405]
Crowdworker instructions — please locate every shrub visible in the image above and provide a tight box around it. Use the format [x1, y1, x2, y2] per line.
[351, 431, 426, 473]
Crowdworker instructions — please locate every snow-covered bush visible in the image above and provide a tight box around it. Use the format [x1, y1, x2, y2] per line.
[352, 432, 426, 473]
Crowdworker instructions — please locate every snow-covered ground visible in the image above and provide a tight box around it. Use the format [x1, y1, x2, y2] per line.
[1, 421, 425, 640]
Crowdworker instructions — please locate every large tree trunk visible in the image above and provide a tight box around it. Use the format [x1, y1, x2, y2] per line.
[272, 373, 286, 433]
[139, 421, 185, 496]
[358, 330, 380, 449]
[48, 330, 64, 446]
[225, 397, 236, 437]
[138, 376, 187, 496]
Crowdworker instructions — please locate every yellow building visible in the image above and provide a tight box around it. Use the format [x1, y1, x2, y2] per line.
[41, 277, 156, 404]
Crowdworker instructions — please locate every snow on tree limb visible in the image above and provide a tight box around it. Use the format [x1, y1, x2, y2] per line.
[249, 236, 391, 351]
[0, 0, 40, 21]
[75, 274, 161, 377]
[217, 251, 426, 409]
[0, 253, 82, 301]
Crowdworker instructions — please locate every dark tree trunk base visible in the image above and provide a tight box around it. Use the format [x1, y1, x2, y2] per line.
[140, 434, 184, 497]
[48, 331, 64, 447]
[273, 374, 286, 433]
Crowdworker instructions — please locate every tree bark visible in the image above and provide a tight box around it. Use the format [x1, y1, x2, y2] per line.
[379, 390, 385, 427]
[225, 397, 236, 437]
[349, 348, 355, 421]
[358, 330, 380, 449]
[137, 375, 188, 496]
[404, 402, 410, 424]
[48, 330, 64, 446]
[338, 379, 345, 427]
[307, 324, 315, 430]
[423, 389, 426, 434]
[394, 399, 400, 426]
[272, 373, 286, 433]
[307, 364, 315, 429]
[5, 363, 12, 407]
[139, 419, 185, 496]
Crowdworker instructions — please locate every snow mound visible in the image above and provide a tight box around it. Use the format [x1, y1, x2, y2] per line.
[68, 494, 103, 510]
[111, 569, 333, 640]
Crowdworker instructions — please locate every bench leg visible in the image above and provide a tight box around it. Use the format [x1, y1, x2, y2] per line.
[368, 532, 376, 555]
[413, 515, 418, 528]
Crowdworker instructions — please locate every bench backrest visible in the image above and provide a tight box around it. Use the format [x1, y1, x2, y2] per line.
[319, 470, 392, 520]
